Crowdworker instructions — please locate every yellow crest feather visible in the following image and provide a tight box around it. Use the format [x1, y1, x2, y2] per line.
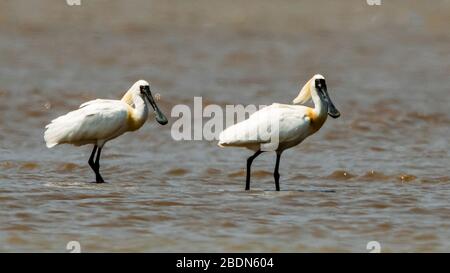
[293, 78, 312, 104]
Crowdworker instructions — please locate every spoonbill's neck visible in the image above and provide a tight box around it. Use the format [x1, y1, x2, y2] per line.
[122, 90, 149, 130]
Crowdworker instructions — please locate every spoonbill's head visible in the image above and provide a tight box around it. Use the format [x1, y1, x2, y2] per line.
[293, 74, 341, 118]
[135, 80, 168, 125]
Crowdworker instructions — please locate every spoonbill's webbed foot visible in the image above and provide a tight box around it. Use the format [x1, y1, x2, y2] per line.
[95, 173, 105, 183]
[274, 152, 282, 191]
[245, 150, 263, 190]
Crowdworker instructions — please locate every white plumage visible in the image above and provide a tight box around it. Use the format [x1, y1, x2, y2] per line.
[218, 74, 341, 191]
[44, 80, 168, 183]
[219, 103, 312, 151]
[45, 100, 130, 148]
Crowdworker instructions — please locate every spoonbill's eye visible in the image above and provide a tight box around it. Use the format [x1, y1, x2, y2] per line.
[315, 79, 326, 90]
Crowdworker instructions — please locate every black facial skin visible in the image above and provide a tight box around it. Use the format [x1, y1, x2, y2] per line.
[140, 85, 168, 125]
[315, 79, 341, 118]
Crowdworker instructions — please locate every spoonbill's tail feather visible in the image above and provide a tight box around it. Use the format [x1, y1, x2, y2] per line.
[44, 125, 65, 148]
[218, 104, 312, 150]
[44, 101, 128, 148]
[218, 120, 261, 147]
[218, 106, 277, 148]
[44, 112, 81, 148]
[44, 101, 98, 148]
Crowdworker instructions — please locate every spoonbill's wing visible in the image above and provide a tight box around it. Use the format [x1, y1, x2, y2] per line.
[44, 100, 129, 148]
[79, 99, 118, 108]
[275, 105, 313, 143]
[218, 103, 311, 149]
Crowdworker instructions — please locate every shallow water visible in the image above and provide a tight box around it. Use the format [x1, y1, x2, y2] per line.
[0, 0, 450, 252]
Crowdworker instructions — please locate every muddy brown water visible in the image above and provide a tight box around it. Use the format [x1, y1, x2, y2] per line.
[0, 1, 449, 252]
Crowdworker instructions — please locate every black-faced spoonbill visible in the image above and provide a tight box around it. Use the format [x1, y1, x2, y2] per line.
[44, 80, 168, 183]
[218, 74, 340, 191]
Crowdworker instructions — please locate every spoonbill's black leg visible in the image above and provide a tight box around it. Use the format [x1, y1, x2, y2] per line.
[88, 145, 98, 181]
[94, 146, 104, 183]
[246, 150, 263, 190]
[274, 152, 282, 191]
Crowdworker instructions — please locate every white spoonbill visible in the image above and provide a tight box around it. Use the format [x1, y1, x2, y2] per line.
[44, 80, 168, 183]
[218, 74, 340, 191]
